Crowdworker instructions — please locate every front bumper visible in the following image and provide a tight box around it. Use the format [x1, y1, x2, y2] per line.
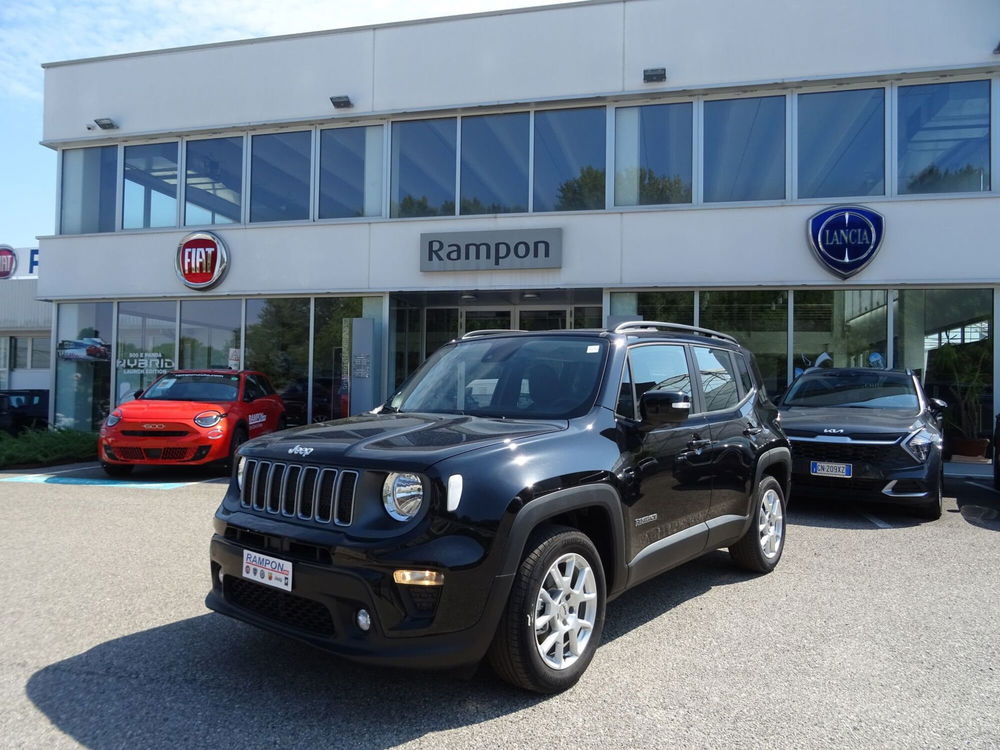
[790, 451, 941, 505]
[100, 426, 231, 465]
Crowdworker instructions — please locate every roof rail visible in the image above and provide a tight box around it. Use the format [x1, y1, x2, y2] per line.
[612, 320, 738, 344]
[461, 329, 526, 339]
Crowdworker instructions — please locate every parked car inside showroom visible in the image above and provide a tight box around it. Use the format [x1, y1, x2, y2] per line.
[99, 370, 286, 476]
[778, 367, 945, 519]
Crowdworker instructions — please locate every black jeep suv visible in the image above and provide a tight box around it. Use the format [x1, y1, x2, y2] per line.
[206, 322, 791, 693]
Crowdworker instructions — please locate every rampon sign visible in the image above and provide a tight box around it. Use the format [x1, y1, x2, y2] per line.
[420, 229, 562, 272]
[807, 206, 884, 279]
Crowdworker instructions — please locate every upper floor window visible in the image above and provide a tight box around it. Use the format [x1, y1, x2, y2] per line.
[615, 102, 693, 206]
[319, 125, 383, 219]
[460, 112, 529, 214]
[251, 131, 312, 223]
[533, 107, 606, 212]
[185, 136, 243, 226]
[798, 88, 884, 199]
[390, 118, 456, 217]
[897, 80, 990, 194]
[704, 96, 785, 202]
[123, 142, 178, 229]
[61, 146, 117, 234]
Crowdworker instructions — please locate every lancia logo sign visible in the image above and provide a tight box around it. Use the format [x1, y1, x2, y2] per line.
[0, 245, 15, 280]
[807, 206, 884, 279]
[176, 232, 229, 290]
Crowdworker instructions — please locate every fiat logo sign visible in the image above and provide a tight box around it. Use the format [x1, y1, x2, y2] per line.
[176, 232, 229, 290]
[0, 245, 16, 280]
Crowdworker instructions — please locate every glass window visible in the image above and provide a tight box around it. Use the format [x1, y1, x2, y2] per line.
[793, 290, 888, 377]
[693, 347, 740, 411]
[14, 338, 28, 369]
[179, 299, 241, 370]
[616, 355, 634, 418]
[615, 103, 692, 206]
[636, 291, 696, 327]
[798, 88, 884, 199]
[185, 137, 243, 225]
[116, 301, 177, 403]
[123, 142, 179, 229]
[735, 353, 754, 394]
[460, 112, 529, 214]
[573, 306, 603, 329]
[629, 345, 693, 404]
[313, 297, 364, 422]
[390, 118, 456, 217]
[250, 131, 311, 222]
[54, 303, 113, 431]
[533, 107, 606, 212]
[893, 289, 993, 445]
[898, 80, 990, 194]
[30, 337, 50, 369]
[60, 146, 117, 234]
[426, 308, 459, 358]
[245, 298, 310, 426]
[700, 290, 788, 396]
[704, 96, 785, 202]
[320, 125, 383, 219]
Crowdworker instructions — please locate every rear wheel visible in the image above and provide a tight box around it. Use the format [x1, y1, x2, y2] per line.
[488, 526, 606, 694]
[729, 475, 786, 573]
[101, 462, 134, 477]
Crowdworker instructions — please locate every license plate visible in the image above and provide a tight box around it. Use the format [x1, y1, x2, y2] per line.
[242, 549, 293, 592]
[810, 461, 853, 478]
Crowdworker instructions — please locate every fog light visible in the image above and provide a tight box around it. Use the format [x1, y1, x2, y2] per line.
[356, 608, 371, 631]
[393, 569, 445, 586]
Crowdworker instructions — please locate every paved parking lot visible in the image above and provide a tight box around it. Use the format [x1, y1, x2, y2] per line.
[1, 462, 999, 749]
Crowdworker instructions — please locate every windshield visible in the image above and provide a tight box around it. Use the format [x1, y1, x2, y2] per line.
[782, 370, 919, 410]
[141, 373, 241, 402]
[390, 336, 608, 419]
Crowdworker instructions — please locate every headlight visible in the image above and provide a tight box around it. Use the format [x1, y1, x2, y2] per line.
[105, 409, 123, 427]
[194, 410, 223, 428]
[903, 428, 940, 463]
[236, 456, 247, 491]
[382, 472, 424, 521]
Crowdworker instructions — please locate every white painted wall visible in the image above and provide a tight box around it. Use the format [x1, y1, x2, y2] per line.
[43, 0, 1000, 143]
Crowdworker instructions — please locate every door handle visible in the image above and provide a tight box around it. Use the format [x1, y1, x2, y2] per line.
[687, 438, 711, 450]
[743, 425, 763, 436]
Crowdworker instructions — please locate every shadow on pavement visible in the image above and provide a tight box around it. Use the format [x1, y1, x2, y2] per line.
[953, 477, 1000, 531]
[785, 494, 921, 530]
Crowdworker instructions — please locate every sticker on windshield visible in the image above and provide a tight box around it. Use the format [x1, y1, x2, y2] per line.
[587, 345, 600, 354]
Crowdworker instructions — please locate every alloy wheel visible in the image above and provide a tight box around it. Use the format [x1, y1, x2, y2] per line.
[758, 488, 784, 559]
[533, 552, 598, 670]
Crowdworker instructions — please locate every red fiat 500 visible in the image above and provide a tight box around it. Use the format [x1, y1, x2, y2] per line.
[99, 370, 286, 476]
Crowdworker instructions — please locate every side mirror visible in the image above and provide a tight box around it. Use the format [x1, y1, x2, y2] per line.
[640, 390, 691, 428]
[930, 398, 947, 412]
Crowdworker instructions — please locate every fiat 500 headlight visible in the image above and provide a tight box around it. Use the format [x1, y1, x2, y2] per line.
[194, 410, 223, 428]
[382, 472, 424, 521]
[903, 428, 940, 463]
[105, 409, 123, 427]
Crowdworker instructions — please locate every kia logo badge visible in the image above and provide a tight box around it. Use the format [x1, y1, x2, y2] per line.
[807, 206, 884, 279]
[176, 232, 229, 290]
[0, 245, 16, 280]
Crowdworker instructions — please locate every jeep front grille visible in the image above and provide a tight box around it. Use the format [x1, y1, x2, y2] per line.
[239, 459, 357, 525]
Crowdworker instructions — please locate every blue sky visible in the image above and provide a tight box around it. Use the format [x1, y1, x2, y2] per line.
[0, 0, 574, 249]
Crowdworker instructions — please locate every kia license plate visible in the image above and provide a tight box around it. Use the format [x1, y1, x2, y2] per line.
[242, 549, 293, 592]
[810, 461, 853, 478]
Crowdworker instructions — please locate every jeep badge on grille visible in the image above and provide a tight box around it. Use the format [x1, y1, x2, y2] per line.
[288, 445, 314, 456]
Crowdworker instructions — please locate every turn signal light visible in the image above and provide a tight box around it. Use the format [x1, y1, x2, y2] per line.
[393, 570, 444, 586]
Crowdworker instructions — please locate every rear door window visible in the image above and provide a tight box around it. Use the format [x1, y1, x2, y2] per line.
[692, 347, 740, 412]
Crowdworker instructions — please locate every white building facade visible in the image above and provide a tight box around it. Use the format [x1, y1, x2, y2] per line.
[39, 0, 1000, 445]
[0, 247, 50, 392]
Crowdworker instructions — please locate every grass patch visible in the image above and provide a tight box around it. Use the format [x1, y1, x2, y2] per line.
[0, 429, 98, 469]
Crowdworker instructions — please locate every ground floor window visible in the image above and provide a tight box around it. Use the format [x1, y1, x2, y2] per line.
[54, 303, 112, 431]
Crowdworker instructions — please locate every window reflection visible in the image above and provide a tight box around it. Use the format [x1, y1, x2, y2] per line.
[245, 299, 310, 426]
[54, 303, 113, 430]
[704, 96, 785, 202]
[798, 89, 884, 199]
[185, 137, 243, 225]
[320, 125, 383, 219]
[251, 131, 311, 222]
[533, 108, 606, 212]
[793, 290, 888, 377]
[390, 118, 456, 217]
[123, 142, 178, 229]
[116, 301, 177, 404]
[180, 299, 241, 370]
[313, 298, 364, 422]
[898, 80, 990, 194]
[460, 112, 529, 214]
[61, 146, 117, 234]
[615, 103, 692, 206]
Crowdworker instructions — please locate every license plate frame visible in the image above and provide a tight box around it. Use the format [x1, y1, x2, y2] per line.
[242, 549, 293, 592]
[810, 460, 853, 478]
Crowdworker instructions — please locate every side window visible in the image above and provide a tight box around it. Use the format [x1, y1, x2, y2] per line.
[244, 375, 266, 401]
[693, 347, 740, 411]
[256, 375, 276, 395]
[735, 352, 754, 395]
[616, 358, 635, 418]
[628, 344, 692, 405]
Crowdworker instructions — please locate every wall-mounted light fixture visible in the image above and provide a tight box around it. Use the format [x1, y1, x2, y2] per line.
[93, 118, 118, 130]
[460, 293, 477, 301]
[522, 292, 539, 300]
[329, 95, 353, 109]
[643, 68, 667, 83]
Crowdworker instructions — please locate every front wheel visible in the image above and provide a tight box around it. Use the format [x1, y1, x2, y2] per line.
[729, 475, 786, 573]
[488, 526, 606, 694]
[223, 426, 248, 473]
[913, 469, 943, 521]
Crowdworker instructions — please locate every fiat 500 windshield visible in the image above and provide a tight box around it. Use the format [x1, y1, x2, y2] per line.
[783, 370, 919, 410]
[141, 373, 240, 402]
[390, 336, 608, 419]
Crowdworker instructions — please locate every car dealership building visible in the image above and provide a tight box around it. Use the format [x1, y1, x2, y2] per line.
[38, 0, 1000, 446]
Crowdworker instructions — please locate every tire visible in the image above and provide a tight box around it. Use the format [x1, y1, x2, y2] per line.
[488, 526, 606, 694]
[101, 462, 134, 477]
[223, 426, 249, 473]
[994, 448, 999, 492]
[914, 469, 943, 521]
[729, 475, 786, 573]
[277, 415, 288, 431]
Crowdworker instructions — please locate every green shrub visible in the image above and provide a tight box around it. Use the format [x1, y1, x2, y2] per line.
[0, 429, 98, 468]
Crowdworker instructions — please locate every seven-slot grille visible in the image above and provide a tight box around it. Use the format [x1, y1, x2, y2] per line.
[240, 459, 357, 525]
[789, 439, 902, 465]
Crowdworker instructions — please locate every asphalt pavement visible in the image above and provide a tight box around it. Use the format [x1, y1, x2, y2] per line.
[1, 462, 998, 749]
